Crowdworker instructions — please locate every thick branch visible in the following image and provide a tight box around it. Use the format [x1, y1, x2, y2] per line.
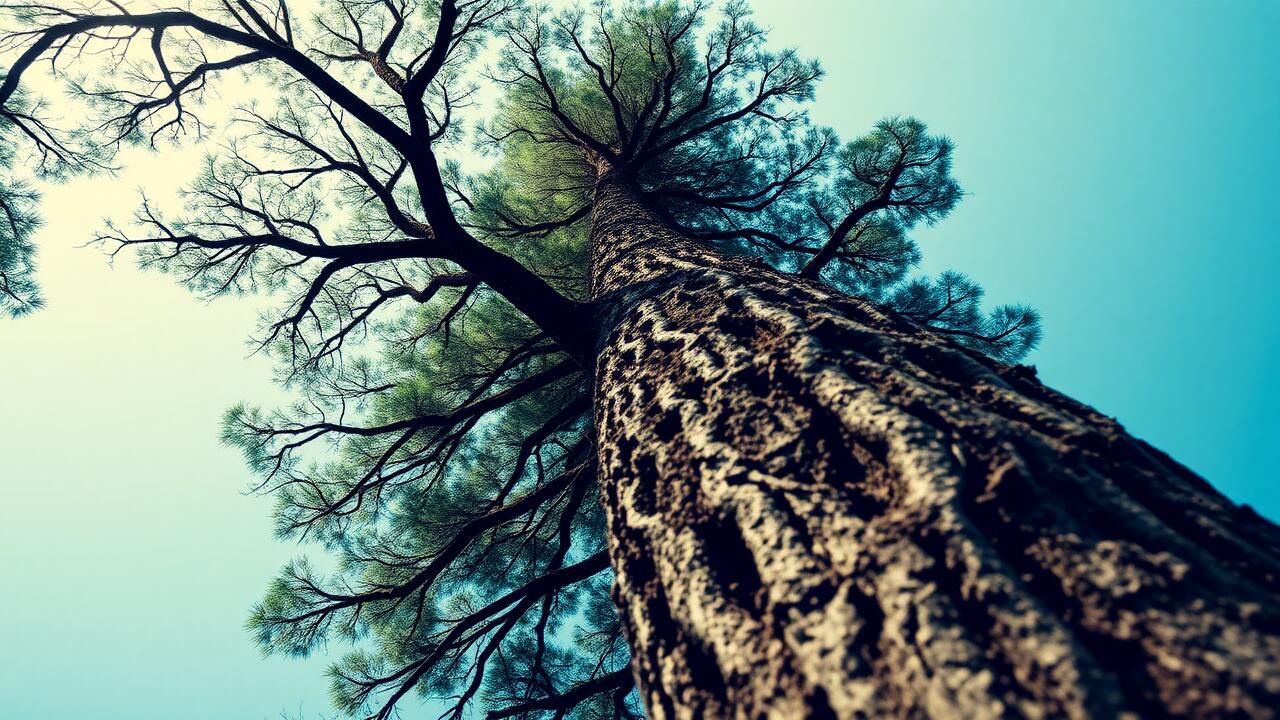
[487, 668, 634, 719]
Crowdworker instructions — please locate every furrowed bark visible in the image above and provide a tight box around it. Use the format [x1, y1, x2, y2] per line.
[587, 171, 1280, 719]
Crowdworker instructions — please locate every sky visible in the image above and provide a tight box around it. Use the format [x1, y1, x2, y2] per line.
[1, 1, 1277, 718]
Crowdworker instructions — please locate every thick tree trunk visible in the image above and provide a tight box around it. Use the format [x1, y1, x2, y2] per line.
[587, 171, 1280, 720]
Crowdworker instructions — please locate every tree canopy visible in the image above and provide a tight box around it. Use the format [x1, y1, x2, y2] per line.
[0, 1, 1041, 717]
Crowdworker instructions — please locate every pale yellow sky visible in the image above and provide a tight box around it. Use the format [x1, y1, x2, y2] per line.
[0, 145, 344, 714]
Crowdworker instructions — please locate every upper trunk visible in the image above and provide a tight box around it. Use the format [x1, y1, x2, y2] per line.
[586, 172, 1280, 719]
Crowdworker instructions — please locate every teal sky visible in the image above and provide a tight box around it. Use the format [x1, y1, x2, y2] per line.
[1, 2, 1277, 718]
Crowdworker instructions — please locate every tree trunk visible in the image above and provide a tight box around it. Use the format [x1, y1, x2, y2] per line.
[587, 171, 1280, 720]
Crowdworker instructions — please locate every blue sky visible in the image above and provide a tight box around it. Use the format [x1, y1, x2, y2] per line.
[1, 2, 1276, 718]
[763, 1, 1280, 514]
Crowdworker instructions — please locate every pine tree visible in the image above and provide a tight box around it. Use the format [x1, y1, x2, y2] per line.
[2, 2, 1276, 719]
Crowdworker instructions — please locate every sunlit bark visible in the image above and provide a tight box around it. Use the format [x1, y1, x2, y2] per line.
[589, 172, 1280, 720]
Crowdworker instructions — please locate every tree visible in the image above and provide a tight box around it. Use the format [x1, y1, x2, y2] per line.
[2, 1, 1276, 719]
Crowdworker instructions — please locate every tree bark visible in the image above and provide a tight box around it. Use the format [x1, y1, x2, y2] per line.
[587, 171, 1280, 720]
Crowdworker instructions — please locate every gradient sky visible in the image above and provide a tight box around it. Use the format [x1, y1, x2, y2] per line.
[1, 2, 1277, 718]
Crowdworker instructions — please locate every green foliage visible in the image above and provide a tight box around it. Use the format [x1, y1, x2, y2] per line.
[0, 78, 43, 316]
[834, 117, 961, 228]
[473, 3, 1037, 361]
[0, 171, 42, 316]
[891, 271, 1042, 363]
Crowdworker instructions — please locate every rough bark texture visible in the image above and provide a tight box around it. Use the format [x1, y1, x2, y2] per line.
[587, 172, 1280, 720]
